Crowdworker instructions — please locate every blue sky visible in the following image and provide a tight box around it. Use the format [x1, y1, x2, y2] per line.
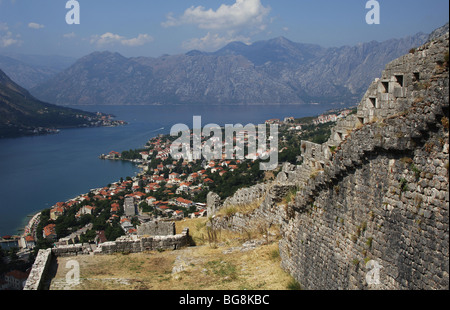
[0, 0, 448, 58]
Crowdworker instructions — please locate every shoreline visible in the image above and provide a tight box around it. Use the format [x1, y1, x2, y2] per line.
[17, 157, 146, 240]
[21, 212, 41, 238]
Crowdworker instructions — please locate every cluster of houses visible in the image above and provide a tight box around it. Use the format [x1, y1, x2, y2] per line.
[31, 113, 329, 248]
[36, 167, 211, 244]
[111, 185, 208, 235]
[85, 113, 127, 128]
[0, 270, 30, 290]
[313, 109, 352, 126]
[265, 116, 295, 125]
[265, 116, 303, 133]
[16, 114, 324, 253]
[0, 236, 32, 290]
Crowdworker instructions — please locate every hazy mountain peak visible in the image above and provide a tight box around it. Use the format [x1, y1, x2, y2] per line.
[214, 41, 250, 56]
[185, 50, 205, 57]
[428, 22, 449, 42]
[268, 36, 294, 45]
[81, 51, 126, 61]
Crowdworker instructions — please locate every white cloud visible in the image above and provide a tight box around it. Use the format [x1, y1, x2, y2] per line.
[163, 0, 270, 31]
[90, 32, 153, 47]
[121, 34, 154, 47]
[163, 0, 271, 51]
[28, 22, 45, 29]
[0, 22, 21, 47]
[90, 32, 123, 46]
[182, 32, 250, 51]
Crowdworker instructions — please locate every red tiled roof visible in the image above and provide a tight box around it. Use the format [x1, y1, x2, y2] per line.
[176, 197, 193, 204]
[43, 224, 56, 237]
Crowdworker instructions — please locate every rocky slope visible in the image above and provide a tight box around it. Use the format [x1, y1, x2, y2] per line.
[31, 33, 428, 106]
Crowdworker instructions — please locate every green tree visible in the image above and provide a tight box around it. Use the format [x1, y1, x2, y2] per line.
[105, 222, 124, 241]
[80, 229, 97, 243]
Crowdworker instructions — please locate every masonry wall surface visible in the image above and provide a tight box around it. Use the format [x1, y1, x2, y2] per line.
[137, 220, 176, 236]
[282, 34, 449, 290]
[23, 249, 52, 290]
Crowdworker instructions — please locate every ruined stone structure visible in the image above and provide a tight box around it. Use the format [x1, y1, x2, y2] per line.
[93, 228, 189, 255]
[208, 33, 449, 290]
[137, 220, 176, 236]
[51, 243, 92, 257]
[24, 223, 189, 289]
[207, 192, 222, 217]
[222, 183, 270, 209]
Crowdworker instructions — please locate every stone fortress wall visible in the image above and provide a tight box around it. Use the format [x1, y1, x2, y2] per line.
[208, 32, 449, 290]
[23, 249, 52, 290]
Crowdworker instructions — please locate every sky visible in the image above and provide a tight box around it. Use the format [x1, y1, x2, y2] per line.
[0, 0, 448, 58]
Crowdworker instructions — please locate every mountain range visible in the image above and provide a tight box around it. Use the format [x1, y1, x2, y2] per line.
[0, 68, 110, 138]
[0, 53, 76, 90]
[29, 32, 430, 106]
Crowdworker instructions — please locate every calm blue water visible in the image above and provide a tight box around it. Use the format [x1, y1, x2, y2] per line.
[0, 104, 336, 236]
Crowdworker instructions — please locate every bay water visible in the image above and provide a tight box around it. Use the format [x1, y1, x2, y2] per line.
[0, 104, 335, 236]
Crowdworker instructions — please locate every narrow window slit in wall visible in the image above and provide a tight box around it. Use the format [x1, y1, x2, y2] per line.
[395, 75, 404, 87]
[381, 81, 389, 93]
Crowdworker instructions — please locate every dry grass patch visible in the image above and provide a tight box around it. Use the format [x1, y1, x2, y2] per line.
[215, 198, 265, 218]
[50, 242, 292, 290]
[51, 251, 178, 290]
[177, 217, 262, 248]
[49, 218, 293, 290]
[176, 217, 209, 245]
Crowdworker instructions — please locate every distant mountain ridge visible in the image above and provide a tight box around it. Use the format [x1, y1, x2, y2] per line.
[0, 68, 108, 138]
[0, 53, 76, 90]
[30, 32, 430, 106]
